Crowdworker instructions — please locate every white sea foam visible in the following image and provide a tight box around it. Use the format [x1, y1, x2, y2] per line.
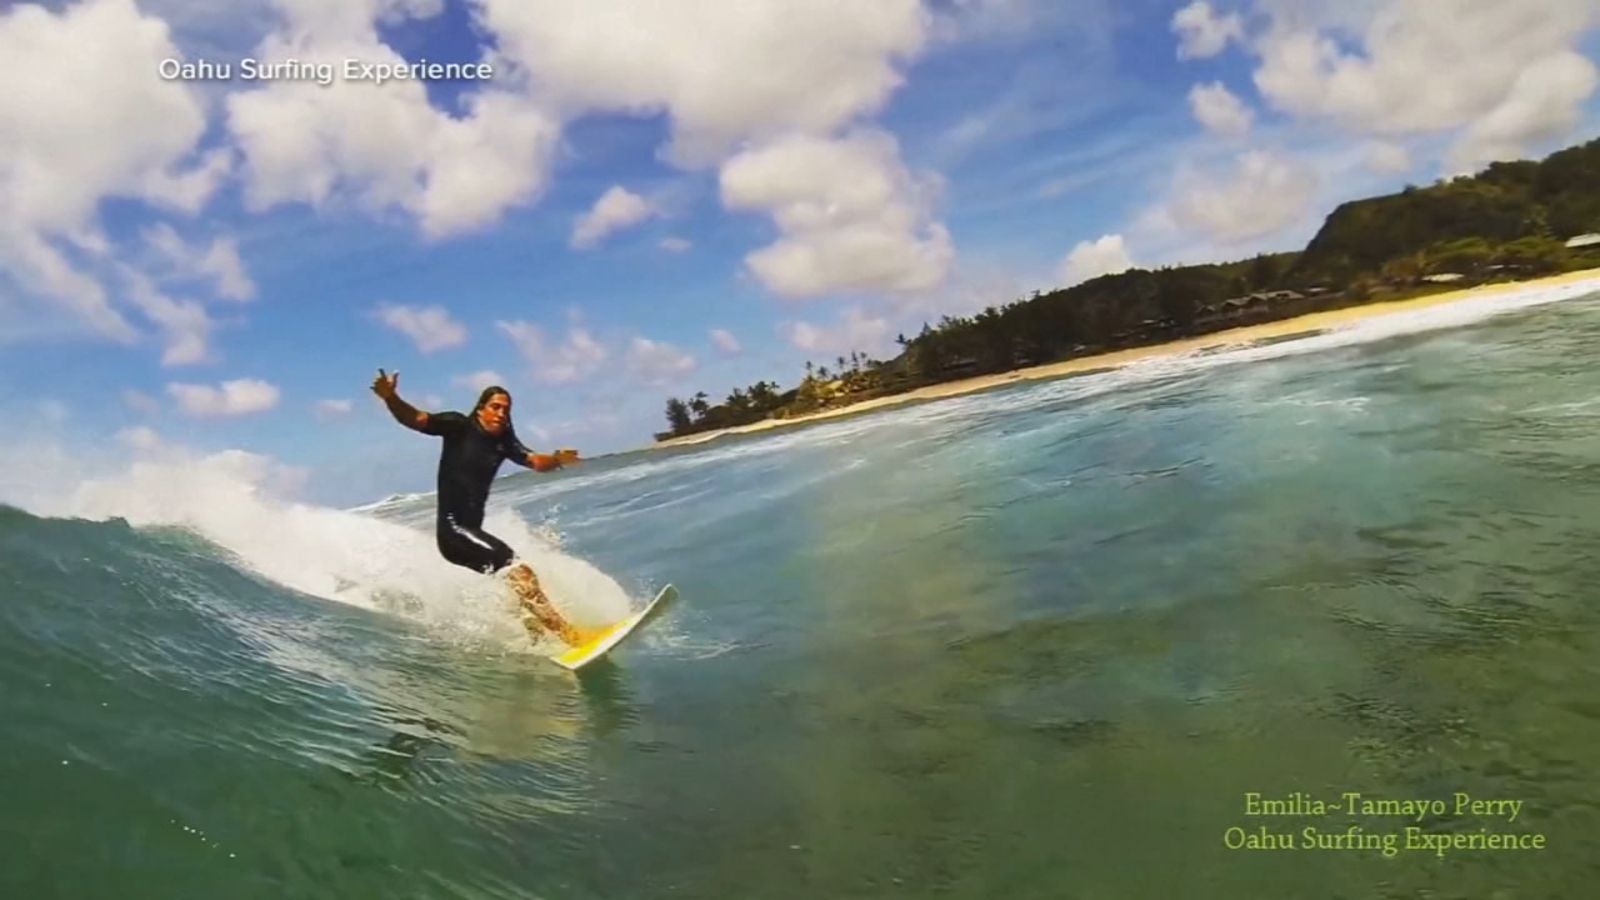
[0, 434, 636, 651]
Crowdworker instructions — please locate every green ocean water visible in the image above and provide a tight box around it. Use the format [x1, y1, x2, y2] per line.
[4, 282, 1600, 899]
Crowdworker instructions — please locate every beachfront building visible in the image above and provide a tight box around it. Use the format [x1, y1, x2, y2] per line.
[1566, 233, 1600, 249]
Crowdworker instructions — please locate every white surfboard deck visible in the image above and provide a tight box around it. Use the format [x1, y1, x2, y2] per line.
[549, 584, 678, 671]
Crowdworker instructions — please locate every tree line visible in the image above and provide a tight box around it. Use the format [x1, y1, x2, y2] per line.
[658, 137, 1600, 442]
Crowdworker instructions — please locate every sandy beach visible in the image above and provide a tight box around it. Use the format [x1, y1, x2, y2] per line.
[649, 268, 1600, 450]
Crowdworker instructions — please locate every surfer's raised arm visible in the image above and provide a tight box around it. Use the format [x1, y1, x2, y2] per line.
[370, 368, 432, 433]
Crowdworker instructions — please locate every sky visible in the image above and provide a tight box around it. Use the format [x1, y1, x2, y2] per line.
[3, 0, 1599, 507]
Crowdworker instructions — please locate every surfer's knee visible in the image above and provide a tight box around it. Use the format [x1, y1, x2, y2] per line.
[438, 525, 516, 576]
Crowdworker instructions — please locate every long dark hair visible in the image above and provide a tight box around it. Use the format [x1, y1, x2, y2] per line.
[472, 385, 510, 414]
[471, 385, 521, 443]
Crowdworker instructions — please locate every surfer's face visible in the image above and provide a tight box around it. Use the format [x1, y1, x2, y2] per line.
[477, 393, 510, 433]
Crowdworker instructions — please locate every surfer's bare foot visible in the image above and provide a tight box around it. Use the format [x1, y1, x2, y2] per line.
[508, 564, 583, 646]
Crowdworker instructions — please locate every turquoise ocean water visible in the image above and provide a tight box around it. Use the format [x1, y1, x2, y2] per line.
[5, 279, 1600, 898]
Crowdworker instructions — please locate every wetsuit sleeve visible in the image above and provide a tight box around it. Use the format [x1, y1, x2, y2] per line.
[502, 430, 562, 471]
[420, 411, 468, 437]
[502, 430, 535, 466]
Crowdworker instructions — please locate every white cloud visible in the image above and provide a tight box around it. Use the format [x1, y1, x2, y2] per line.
[113, 0, 279, 56]
[313, 398, 353, 419]
[709, 328, 742, 356]
[627, 337, 696, 386]
[1242, 0, 1600, 169]
[1366, 141, 1413, 174]
[452, 370, 506, 391]
[122, 267, 218, 366]
[924, 47, 1132, 172]
[123, 388, 161, 413]
[1137, 0, 1600, 262]
[720, 129, 954, 298]
[885, 260, 1032, 321]
[474, 0, 931, 167]
[781, 307, 895, 358]
[658, 237, 693, 253]
[1164, 150, 1320, 245]
[142, 223, 257, 302]
[1173, 1, 1245, 59]
[571, 186, 656, 249]
[1449, 52, 1599, 173]
[1055, 235, 1137, 287]
[225, 20, 561, 240]
[1189, 82, 1255, 137]
[115, 425, 163, 452]
[519, 410, 623, 446]
[167, 378, 281, 417]
[265, 0, 446, 39]
[468, 1, 949, 303]
[928, 0, 1094, 44]
[496, 320, 609, 384]
[514, 420, 555, 446]
[373, 303, 467, 354]
[0, 0, 227, 343]
[3, 0, 953, 364]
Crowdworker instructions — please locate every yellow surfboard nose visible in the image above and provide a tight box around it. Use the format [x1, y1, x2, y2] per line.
[550, 584, 678, 671]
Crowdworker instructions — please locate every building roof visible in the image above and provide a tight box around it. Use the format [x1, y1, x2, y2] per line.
[1566, 233, 1600, 248]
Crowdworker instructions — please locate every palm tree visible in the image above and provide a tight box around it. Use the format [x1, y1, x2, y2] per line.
[664, 397, 692, 434]
[749, 380, 779, 412]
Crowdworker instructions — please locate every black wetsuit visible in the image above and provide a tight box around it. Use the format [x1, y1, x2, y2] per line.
[420, 411, 536, 574]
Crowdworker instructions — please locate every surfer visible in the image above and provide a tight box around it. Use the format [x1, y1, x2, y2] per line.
[370, 368, 587, 646]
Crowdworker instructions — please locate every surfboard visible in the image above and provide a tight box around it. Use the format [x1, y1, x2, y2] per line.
[550, 584, 678, 671]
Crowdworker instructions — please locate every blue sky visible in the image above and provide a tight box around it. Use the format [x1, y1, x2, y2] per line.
[3, 0, 1599, 506]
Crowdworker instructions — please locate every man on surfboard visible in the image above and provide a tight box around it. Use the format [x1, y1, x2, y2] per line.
[370, 368, 587, 646]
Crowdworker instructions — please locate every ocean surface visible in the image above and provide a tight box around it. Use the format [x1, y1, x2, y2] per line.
[6, 279, 1600, 899]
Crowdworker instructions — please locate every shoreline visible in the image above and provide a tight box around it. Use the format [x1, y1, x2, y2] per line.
[645, 268, 1600, 451]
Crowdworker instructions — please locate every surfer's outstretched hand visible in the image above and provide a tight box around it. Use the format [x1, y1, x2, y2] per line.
[371, 368, 400, 400]
[555, 448, 581, 464]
